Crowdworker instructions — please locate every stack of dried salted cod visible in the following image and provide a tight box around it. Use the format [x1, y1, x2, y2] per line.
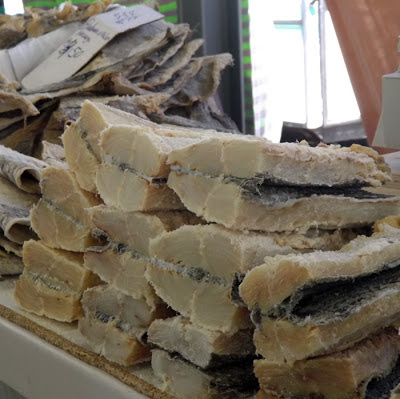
[239, 217, 400, 399]
[166, 139, 399, 231]
[146, 227, 360, 399]
[14, 158, 103, 322]
[81, 206, 201, 366]
[145, 136, 400, 399]
[0, 145, 46, 276]
[60, 101, 202, 365]
[68, 104, 370, 397]
[63, 100, 226, 205]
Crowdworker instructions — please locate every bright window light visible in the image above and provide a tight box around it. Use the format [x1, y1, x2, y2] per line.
[4, 0, 24, 15]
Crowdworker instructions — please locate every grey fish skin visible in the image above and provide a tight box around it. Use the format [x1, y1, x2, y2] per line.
[268, 259, 400, 327]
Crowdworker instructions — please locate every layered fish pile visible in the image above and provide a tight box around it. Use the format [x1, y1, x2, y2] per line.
[63, 100, 205, 366]
[63, 101, 370, 397]
[0, 1, 237, 158]
[13, 162, 103, 321]
[156, 131, 400, 398]
[240, 219, 400, 399]
[11, 98, 400, 398]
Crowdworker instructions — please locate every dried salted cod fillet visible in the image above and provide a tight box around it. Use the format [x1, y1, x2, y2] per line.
[0, 251, 23, 276]
[62, 100, 152, 192]
[84, 246, 159, 308]
[82, 285, 171, 328]
[167, 171, 400, 232]
[253, 289, 400, 364]
[121, 23, 191, 81]
[79, 285, 171, 364]
[167, 138, 390, 187]
[0, 15, 26, 49]
[152, 349, 257, 399]
[255, 328, 400, 399]
[161, 98, 240, 133]
[89, 205, 201, 256]
[78, 19, 176, 76]
[96, 163, 184, 211]
[0, 88, 38, 116]
[0, 145, 47, 194]
[0, 108, 54, 155]
[148, 316, 255, 369]
[145, 262, 251, 334]
[142, 39, 204, 88]
[239, 227, 400, 314]
[0, 175, 38, 244]
[165, 53, 233, 108]
[149, 224, 359, 280]
[30, 168, 103, 251]
[100, 124, 198, 178]
[40, 167, 102, 227]
[14, 272, 82, 322]
[0, 97, 55, 135]
[0, 235, 22, 257]
[30, 199, 99, 252]
[78, 314, 150, 366]
[23, 240, 99, 292]
[40, 141, 67, 168]
[110, 50, 204, 96]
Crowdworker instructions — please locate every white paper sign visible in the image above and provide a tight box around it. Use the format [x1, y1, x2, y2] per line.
[21, 5, 163, 90]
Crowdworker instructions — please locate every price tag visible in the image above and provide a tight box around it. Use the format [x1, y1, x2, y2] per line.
[21, 5, 163, 90]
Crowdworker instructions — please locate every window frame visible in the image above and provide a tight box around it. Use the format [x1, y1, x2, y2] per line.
[274, 0, 365, 143]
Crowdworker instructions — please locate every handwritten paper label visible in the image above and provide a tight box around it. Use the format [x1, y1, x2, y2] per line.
[21, 5, 163, 90]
